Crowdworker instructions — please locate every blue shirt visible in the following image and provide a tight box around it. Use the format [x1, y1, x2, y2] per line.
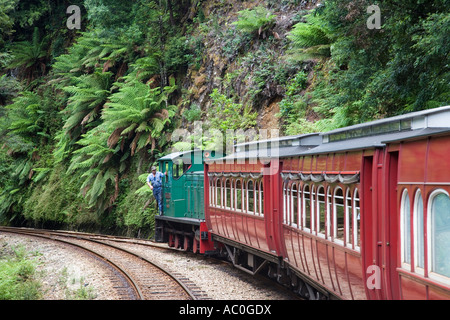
[147, 171, 164, 189]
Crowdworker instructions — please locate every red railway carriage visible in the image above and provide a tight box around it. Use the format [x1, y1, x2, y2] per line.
[204, 106, 450, 300]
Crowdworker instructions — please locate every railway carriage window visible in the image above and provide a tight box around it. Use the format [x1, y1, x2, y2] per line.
[346, 189, 353, 247]
[283, 182, 289, 224]
[259, 181, 264, 217]
[429, 191, 450, 278]
[304, 184, 311, 231]
[414, 190, 425, 270]
[247, 180, 255, 214]
[241, 180, 246, 213]
[235, 180, 243, 211]
[327, 187, 332, 238]
[225, 179, 231, 209]
[216, 179, 222, 208]
[298, 185, 303, 228]
[292, 183, 298, 226]
[230, 179, 235, 210]
[213, 179, 216, 207]
[311, 186, 316, 232]
[334, 188, 345, 242]
[317, 186, 326, 235]
[210, 179, 214, 206]
[354, 189, 361, 250]
[254, 181, 259, 215]
[401, 190, 411, 266]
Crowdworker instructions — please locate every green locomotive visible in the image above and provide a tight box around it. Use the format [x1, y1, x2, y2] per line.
[154, 149, 222, 253]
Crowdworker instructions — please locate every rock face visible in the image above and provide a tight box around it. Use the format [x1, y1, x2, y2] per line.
[178, 0, 315, 134]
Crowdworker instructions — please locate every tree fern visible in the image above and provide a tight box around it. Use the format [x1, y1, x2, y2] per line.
[60, 70, 112, 145]
[287, 13, 332, 60]
[8, 27, 48, 82]
[67, 124, 119, 211]
[233, 6, 276, 37]
[102, 79, 176, 155]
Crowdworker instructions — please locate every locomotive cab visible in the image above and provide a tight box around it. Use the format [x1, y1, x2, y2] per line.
[154, 149, 222, 253]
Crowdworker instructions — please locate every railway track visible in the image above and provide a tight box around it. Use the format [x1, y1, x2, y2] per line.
[0, 226, 207, 300]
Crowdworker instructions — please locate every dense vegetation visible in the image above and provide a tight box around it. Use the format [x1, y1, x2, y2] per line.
[0, 244, 42, 300]
[0, 0, 448, 235]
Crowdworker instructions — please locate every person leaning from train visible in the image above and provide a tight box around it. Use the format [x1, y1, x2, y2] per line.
[147, 166, 166, 215]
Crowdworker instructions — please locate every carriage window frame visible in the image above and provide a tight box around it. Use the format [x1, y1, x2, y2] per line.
[333, 187, 345, 245]
[353, 189, 361, 252]
[427, 189, 450, 284]
[235, 179, 243, 212]
[216, 178, 222, 208]
[316, 186, 326, 238]
[401, 189, 411, 270]
[225, 179, 231, 210]
[292, 183, 299, 228]
[414, 189, 425, 275]
[259, 180, 264, 217]
[345, 188, 353, 248]
[210, 179, 214, 207]
[247, 179, 255, 215]
[230, 179, 235, 211]
[303, 184, 311, 232]
[283, 181, 289, 225]
[254, 180, 259, 216]
[311, 185, 316, 233]
[326, 187, 332, 239]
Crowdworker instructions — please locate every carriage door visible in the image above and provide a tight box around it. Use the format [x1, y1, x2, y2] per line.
[363, 149, 399, 300]
[365, 149, 400, 300]
[383, 150, 400, 300]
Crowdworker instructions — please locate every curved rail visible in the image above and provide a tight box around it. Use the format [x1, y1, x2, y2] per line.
[0, 227, 198, 300]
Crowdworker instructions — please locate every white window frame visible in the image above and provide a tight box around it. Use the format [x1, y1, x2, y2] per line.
[413, 189, 425, 275]
[427, 189, 450, 285]
[345, 188, 353, 248]
[311, 185, 316, 233]
[353, 188, 361, 252]
[246, 179, 255, 215]
[235, 179, 243, 212]
[283, 181, 289, 225]
[333, 187, 344, 245]
[303, 184, 311, 232]
[259, 180, 264, 217]
[291, 183, 299, 228]
[400, 189, 411, 271]
[326, 187, 332, 240]
[224, 179, 231, 210]
[316, 186, 326, 238]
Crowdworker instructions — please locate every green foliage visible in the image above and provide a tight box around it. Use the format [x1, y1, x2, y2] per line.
[66, 124, 118, 212]
[84, 0, 137, 31]
[64, 76, 176, 216]
[279, 71, 308, 117]
[103, 78, 177, 155]
[8, 27, 48, 82]
[0, 74, 22, 105]
[10, 0, 51, 29]
[0, 0, 18, 46]
[287, 13, 332, 60]
[1, 0, 447, 236]
[114, 172, 156, 237]
[208, 89, 257, 132]
[232, 6, 276, 37]
[182, 103, 202, 123]
[62, 71, 112, 134]
[0, 245, 42, 300]
[284, 1, 449, 130]
[53, 71, 113, 163]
